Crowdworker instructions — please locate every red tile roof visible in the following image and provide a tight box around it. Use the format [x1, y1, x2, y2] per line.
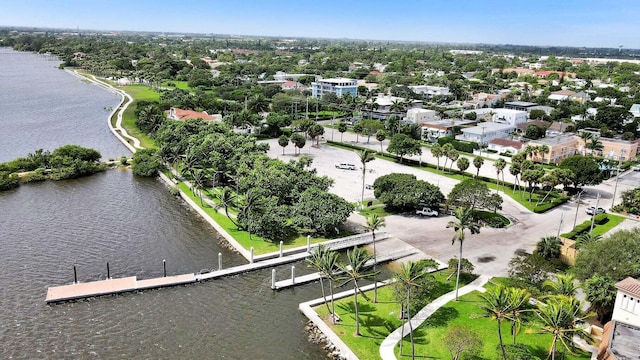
[489, 138, 524, 149]
[165, 108, 217, 121]
[616, 277, 640, 297]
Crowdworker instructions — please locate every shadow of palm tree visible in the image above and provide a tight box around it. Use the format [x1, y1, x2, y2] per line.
[422, 307, 460, 328]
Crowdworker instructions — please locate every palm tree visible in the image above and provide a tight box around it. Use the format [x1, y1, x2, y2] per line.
[506, 287, 531, 345]
[536, 236, 562, 260]
[447, 207, 481, 300]
[494, 158, 507, 191]
[456, 157, 470, 175]
[238, 189, 265, 240]
[583, 274, 616, 321]
[575, 232, 601, 249]
[447, 149, 460, 172]
[322, 249, 341, 325]
[307, 245, 335, 317]
[214, 186, 238, 226]
[375, 129, 386, 152]
[337, 247, 377, 336]
[473, 156, 484, 178]
[431, 143, 444, 173]
[395, 261, 432, 359]
[586, 137, 604, 157]
[536, 295, 591, 360]
[357, 149, 376, 208]
[543, 273, 578, 297]
[480, 285, 512, 360]
[191, 168, 208, 206]
[364, 214, 385, 302]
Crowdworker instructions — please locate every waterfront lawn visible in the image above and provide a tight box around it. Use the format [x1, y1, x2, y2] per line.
[314, 269, 472, 360]
[119, 84, 160, 149]
[176, 182, 349, 255]
[398, 289, 591, 360]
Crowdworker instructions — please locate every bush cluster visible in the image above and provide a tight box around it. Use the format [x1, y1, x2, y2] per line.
[437, 136, 479, 154]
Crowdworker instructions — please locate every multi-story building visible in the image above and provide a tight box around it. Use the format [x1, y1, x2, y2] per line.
[492, 109, 528, 126]
[311, 78, 358, 98]
[456, 122, 515, 145]
[421, 119, 477, 141]
[597, 277, 640, 360]
[528, 135, 579, 164]
[408, 85, 451, 98]
[577, 136, 638, 160]
[406, 108, 437, 124]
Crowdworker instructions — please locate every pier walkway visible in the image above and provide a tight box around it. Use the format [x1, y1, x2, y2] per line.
[271, 247, 418, 290]
[45, 232, 387, 303]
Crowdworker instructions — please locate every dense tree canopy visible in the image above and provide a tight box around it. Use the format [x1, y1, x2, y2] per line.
[373, 173, 444, 210]
[559, 155, 602, 188]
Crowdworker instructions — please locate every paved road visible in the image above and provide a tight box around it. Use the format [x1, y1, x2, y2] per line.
[261, 135, 640, 277]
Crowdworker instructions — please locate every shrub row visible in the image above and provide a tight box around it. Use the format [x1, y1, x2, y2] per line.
[474, 210, 510, 228]
[561, 214, 608, 239]
[437, 136, 479, 154]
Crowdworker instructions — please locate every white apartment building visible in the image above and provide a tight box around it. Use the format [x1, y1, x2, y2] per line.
[408, 85, 451, 98]
[456, 122, 515, 145]
[492, 109, 528, 126]
[405, 108, 436, 124]
[311, 78, 358, 98]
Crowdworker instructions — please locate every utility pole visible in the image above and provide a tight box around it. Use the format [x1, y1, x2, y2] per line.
[611, 149, 625, 210]
[589, 192, 600, 233]
[573, 191, 583, 229]
[556, 213, 564, 239]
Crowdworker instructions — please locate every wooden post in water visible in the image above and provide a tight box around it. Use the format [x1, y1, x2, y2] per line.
[107, 262, 110, 279]
[291, 265, 296, 285]
[73, 266, 77, 284]
[163, 259, 167, 277]
[218, 252, 222, 270]
[271, 269, 276, 289]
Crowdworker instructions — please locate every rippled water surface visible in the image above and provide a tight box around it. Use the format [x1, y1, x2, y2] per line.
[0, 48, 327, 359]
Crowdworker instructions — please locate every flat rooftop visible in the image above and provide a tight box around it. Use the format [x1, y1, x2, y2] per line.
[505, 101, 538, 107]
[610, 322, 640, 360]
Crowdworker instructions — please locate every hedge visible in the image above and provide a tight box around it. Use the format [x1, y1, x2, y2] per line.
[561, 215, 609, 239]
[474, 210, 510, 228]
[437, 136, 479, 154]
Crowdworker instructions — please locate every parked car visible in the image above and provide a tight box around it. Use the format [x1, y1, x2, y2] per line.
[365, 184, 374, 190]
[585, 206, 605, 215]
[416, 207, 438, 217]
[633, 165, 640, 171]
[335, 163, 356, 170]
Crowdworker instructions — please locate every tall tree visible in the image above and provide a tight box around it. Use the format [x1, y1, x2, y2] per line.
[337, 247, 377, 336]
[337, 121, 348, 142]
[473, 156, 484, 178]
[364, 213, 385, 303]
[214, 186, 238, 226]
[543, 273, 579, 297]
[506, 287, 531, 345]
[479, 285, 512, 360]
[456, 157, 470, 175]
[431, 143, 444, 173]
[395, 261, 432, 359]
[307, 245, 335, 318]
[278, 135, 289, 155]
[535, 295, 591, 360]
[583, 274, 617, 322]
[494, 158, 507, 191]
[375, 129, 386, 152]
[447, 207, 480, 300]
[387, 133, 422, 163]
[357, 149, 376, 208]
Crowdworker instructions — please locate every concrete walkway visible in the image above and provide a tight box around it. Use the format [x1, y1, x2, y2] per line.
[379, 274, 491, 360]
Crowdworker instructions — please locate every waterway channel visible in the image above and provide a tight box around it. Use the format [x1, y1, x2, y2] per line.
[0, 48, 327, 359]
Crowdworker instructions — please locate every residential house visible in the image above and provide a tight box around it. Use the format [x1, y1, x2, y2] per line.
[534, 70, 576, 78]
[408, 85, 451, 98]
[504, 101, 539, 112]
[281, 80, 304, 91]
[273, 71, 308, 81]
[166, 108, 222, 122]
[487, 138, 524, 154]
[571, 108, 599, 122]
[548, 89, 576, 102]
[463, 108, 495, 121]
[629, 104, 640, 118]
[515, 120, 550, 134]
[492, 109, 528, 126]
[597, 277, 640, 360]
[491, 68, 535, 76]
[456, 122, 515, 145]
[528, 135, 579, 164]
[571, 91, 591, 103]
[406, 108, 437, 124]
[311, 78, 358, 98]
[577, 136, 638, 160]
[465, 92, 505, 108]
[364, 94, 422, 121]
[527, 105, 555, 116]
[421, 119, 476, 141]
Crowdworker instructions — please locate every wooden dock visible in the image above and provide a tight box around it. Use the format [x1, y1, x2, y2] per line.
[45, 232, 385, 303]
[45, 274, 196, 303]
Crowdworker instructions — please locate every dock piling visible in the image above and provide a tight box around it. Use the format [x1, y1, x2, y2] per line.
[107, 262, 110, 279]
[271, 269, 276, 289]
[218, 252, 222, 270]
[73, 266, 77, 284]
[291, 265, 296, 285]
[163, 259, 166, 277]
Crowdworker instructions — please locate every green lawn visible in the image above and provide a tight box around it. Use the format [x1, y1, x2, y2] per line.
[118, 84, 160, 149]
[314, 269, 474, 360]
[358, 200, 396, 217]
[399, 289, 591, 360]
[175, 182, 351, 255]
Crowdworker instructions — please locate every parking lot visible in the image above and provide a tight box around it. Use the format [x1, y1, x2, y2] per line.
[261, 137, 640, 276]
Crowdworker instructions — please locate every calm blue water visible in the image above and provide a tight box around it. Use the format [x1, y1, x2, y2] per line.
[0, 48, 326, 360]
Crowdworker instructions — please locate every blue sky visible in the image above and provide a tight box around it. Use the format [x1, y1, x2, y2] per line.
[2, 0, 639, 48]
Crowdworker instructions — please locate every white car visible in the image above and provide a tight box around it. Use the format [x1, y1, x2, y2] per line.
[335, 163, 356, 170]
[416, 207, 438, 217]
[633, 165, 640, 171]
[585, 206, 605, 215]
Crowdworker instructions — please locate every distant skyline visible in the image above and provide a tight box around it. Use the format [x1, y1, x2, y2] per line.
[2, 0, 640, 49]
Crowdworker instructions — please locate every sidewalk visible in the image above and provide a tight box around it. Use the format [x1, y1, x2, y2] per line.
[379, 275, 491, 360]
